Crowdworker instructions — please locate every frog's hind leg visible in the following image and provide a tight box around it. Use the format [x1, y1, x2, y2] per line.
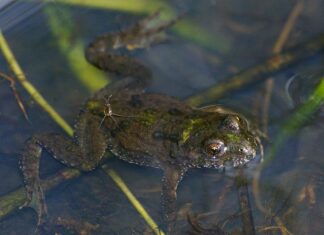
[21, 114, 107, 227]
[20, 138, 48, 226]
[21, 135, 85, 225]
[85, 11, 178, 93]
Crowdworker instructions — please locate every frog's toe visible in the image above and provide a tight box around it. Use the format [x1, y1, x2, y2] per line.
[34, 222, 50, 235]
[21, 182, 48, 226]
[120, 11, 180, 51]
[139, 10, 180, 35]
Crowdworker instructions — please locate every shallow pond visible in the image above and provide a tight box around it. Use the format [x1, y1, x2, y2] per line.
[0, 1, 323, 234]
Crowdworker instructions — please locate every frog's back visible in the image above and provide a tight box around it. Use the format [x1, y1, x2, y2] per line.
[110, 90, 192, 114]
[102, 91, 193, 167]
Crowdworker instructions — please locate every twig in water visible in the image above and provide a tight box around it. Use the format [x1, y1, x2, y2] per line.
[0, 71, 29, 121]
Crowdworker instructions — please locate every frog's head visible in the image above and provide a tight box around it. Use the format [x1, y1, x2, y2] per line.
[184, 113, 261, 170]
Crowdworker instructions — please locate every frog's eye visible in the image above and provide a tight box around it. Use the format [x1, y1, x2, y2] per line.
[223, 116, 240, 132]
[205, 139, 226, 157]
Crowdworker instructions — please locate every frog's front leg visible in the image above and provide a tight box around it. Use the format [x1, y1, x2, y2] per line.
[21, 113, 107, 226]
[161, 165, 187, 234]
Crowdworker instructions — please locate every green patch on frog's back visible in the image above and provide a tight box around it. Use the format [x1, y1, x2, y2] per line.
[86, 99, 102, 114]
[181, 118, 206, 143]
[224, 133, 243, 143]
[138, 108, 160, 127]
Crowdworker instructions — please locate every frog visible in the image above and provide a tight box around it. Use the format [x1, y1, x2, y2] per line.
[20, 11, 262, 234]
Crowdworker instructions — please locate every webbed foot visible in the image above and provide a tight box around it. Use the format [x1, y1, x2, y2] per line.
[118, 10, 180, 50]
[20, 137, 48, 226]
[85, 10, 180, 90]
[187, 213, 226, 235]
[21, 182, 48, 226]
[20, 123, 107, 230]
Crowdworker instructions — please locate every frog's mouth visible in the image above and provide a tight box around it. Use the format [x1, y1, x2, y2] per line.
[226, 135, 263, 169]
[221, 153, 262, 178]
[223, 139, 263, 171]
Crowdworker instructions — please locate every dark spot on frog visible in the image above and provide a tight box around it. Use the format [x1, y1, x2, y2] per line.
[118, 120, 130, 130]
[110, 128, 117, 137]
[168, 133, 180, 143]
[129, 94, 143, 108]
[153, 131, 165, 139]
[168, 151, 177, 159]
[65, 145, 73, 152]
[107, 143, 113, 150]
[152, 131, 180, 143]
[144, 107, 157, 114]
[168, 108, 182, 116]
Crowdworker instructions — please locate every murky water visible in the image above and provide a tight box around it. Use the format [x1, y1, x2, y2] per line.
[0, 1, 323, 234]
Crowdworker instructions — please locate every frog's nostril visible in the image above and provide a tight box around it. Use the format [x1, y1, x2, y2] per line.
[237, 146, 247, 155]
[238, 146, 254, 156]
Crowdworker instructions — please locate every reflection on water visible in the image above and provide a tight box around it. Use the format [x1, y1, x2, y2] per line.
[0, 0, 323, 234]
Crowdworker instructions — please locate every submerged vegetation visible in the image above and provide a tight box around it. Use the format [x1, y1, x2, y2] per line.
[0, 0, 323, 234]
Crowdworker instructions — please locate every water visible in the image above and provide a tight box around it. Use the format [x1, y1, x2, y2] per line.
[0, 1, 323, 234]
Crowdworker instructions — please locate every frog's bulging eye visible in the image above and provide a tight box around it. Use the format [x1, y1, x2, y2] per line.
[205, 139, 226, 157]
[223, 116, 240, 132]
